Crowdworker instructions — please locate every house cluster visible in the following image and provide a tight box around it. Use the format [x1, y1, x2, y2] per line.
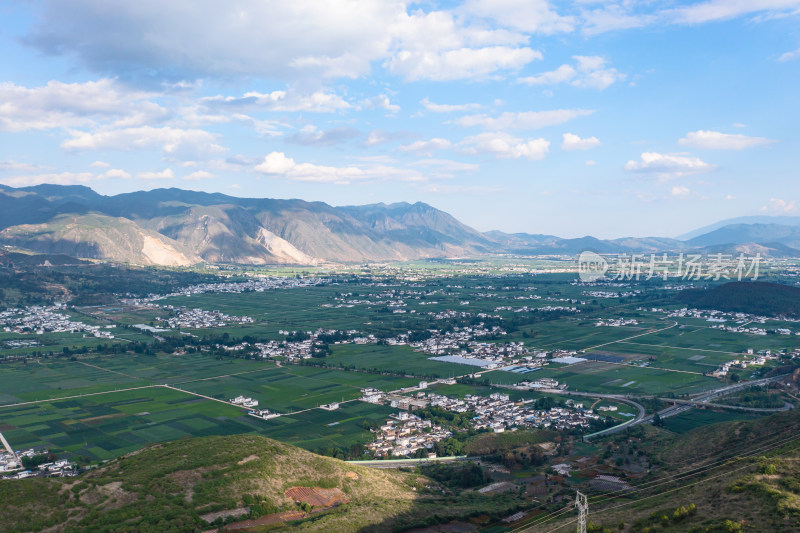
[229, 395, 259, 408]
[0, 305, 114, 338]
[410, 324, 507, 356]
[595, 318, 639, 327]
[122, 276, 323, 306]
[365, 412, 451, 458]
[158, 306, 253, 329]
[0, 450, 20, 472]
[520, 378, 566, 390]
[422, 392, 598, 432]
[711, 350, 779, 377]
[1, 449, 77, 479]
[582, 290, 640, 299]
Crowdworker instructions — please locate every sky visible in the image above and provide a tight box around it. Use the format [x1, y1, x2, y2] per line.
[0, 1, 798, 239]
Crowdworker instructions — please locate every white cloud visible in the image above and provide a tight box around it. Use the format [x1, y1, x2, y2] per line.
[386, 46, 541, 81]
[678, 130, 777, 149]
[360, 94, 400, 112]
[625, 152, 716, 180]
[0, 160, 52, 173]
[585, 159, 596, 166]
[463, 0, 576, 34]
[458, 132, 550, 160]
[761, 198, 797, 213]
[0, 79, 166, 132]
[62, 126, 225, 159]
[398, 138, 452, 154]
[89, 160, 110, 168]
[454, 109, 594, 130]
[518, 56, 625, 89]
[779, 47, 800, 61]
[184, 170, 214, 180]
[103, 168, 131, 179]
[137, 168, 174, 180]
[286, 126, 360, 147]
[363, 130, 414, 147]
[670, 0, 800, 25]
[671, 185, 691, 197]
[200, 89, 352, 113]
[255, 152, 423, 184]
[561, 133, 601, 151]
[518, 64, 576, 86]
[420, 97, 482, 113]
[0, 172, 96, 187]
[408, 159, 480, 173]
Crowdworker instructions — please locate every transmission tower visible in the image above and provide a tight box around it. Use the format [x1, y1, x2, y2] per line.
[575, 490, 588, 533]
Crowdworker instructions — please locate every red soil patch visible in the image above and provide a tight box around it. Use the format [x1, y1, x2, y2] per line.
[284, 486, 349, 508]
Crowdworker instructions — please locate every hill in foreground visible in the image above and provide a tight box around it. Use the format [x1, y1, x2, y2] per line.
[0, 434, 525, 533]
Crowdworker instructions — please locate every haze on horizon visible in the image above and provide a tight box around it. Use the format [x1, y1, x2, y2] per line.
[0, 1, 798, 239]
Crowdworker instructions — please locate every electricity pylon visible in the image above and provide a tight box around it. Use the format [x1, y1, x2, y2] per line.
[575, 490, 588, 533]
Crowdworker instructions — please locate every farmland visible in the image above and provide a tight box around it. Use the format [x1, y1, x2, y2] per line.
[1, 259, 800, 468]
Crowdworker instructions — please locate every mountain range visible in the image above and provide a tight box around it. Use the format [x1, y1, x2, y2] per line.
[0, 184, 798, 265]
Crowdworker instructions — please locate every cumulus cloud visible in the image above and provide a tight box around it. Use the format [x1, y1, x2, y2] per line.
[103, 168, 131, 179]
[25, 1, 543, 83]
[398, 138, 453, 155]
[137, 168, 174, 180]
[255, 152, 423, 184]
[184, 170, 214, 180]
[360, 94, 400, 112]
[678, 130, 777, 149]
[386, 46, 541, 81]
[454, 109, 594, 130]
[671, 185, 691, 197]
[0, 78, 166, 132]
[625, 152, 716, 180]
[458, 132, 550, 160]
[420, 97, 481, 113]
[61, 126, 225, 159]
[518, 56, 626, 89]
[761, 198, 797, 213]
[561, 133, 601, 150]
[89, 160, 110, 168]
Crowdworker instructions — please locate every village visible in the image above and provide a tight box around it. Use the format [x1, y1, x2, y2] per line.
[0, 447, 77, 479]
[0, 305, 115, 338]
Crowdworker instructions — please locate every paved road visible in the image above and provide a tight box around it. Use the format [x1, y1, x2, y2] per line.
[347, 455, 470, 469]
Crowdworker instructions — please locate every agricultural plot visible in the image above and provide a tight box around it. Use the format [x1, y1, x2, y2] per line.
[174, 365, 418, 413]
[482, 361, 718, 395]
[327, 344, 475, 378]
[0, 386, 262, 462]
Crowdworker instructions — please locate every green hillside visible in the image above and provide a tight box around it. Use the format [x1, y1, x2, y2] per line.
[676, 281, 800, 318]
[0, 434, 522, 533]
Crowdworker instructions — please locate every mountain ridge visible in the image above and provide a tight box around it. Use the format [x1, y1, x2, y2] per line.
[2, 184, 800, 265]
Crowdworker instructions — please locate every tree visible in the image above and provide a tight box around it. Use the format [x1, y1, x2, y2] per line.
[652, 412, 664, 427]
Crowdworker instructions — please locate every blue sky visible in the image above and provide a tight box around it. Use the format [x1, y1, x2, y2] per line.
[0, 1, 798, 238]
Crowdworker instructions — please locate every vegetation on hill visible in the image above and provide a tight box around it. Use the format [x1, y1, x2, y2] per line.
[0, 434, 526, 533]
[676, 281, 800, 318]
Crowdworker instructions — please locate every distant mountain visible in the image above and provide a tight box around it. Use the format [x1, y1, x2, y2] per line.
[0, 185, 495, 265]
[677, 215, 800, 240]
[2, 184, 800, 266]
[687, 223, 800, 250]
